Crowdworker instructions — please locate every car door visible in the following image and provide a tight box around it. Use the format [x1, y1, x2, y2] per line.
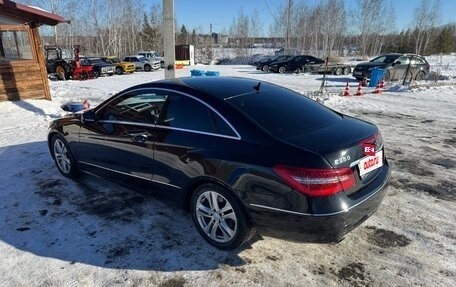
[391, 55, 411, 80]
[151, 92, 239, 194]
[76, 89, 166, 181]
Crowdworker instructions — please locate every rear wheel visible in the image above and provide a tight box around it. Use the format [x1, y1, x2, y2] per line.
[191, 183, 252, 250]
[343, 67, 351, 75]
[55, 65, 66, 80]
[262, 65, 269, 72]
[278, 66, 286, 74]
[415, 71, 425, 81]
[334, 67, 343, 76]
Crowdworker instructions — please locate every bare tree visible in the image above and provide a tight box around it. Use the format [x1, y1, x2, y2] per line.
[412, 0, 441, 54]
[352, 0, 396, 57]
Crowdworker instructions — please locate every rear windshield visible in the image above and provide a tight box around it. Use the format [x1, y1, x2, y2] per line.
[225, 87, 341, 138]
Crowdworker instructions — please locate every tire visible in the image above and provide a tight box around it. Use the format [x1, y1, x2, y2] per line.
[115, 67, 123, 75]
[343, 67, 351, 75]
[144, 65, 151, 72]
[51, 134, 79, 179]
[80, 71, 88, 80]
[383, 70, 391, 81]
[55, 65, 66, 81]
[415, 71, 425, 81]
[278, 66, 286, 74]
[334, 67, 343, 76]
[262, 65, 269, 72]
[93, 71, 100, 78]
[191, 183, 252, 250]
[294, 67, 302, 74]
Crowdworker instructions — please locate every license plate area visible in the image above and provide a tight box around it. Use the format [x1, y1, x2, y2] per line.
[358, 150, 383, 177]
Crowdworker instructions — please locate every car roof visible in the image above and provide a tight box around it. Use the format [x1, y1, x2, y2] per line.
[124, 77, 284, 102]
[379, 53, 423, 57]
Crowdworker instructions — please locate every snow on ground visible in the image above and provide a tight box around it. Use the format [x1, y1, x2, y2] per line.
[0, 56, 455, 287]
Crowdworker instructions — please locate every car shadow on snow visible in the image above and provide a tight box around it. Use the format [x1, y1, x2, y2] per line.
[0, 141, 247, 271]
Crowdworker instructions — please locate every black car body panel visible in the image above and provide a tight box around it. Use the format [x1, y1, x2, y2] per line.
[352, 53, 430, 81]
[255, 55, 294, 71]
[48, 77, 390, 247]
[269, 55, 325, 73]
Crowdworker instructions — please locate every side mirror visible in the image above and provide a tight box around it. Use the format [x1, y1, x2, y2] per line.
[81, 110, 96, 124]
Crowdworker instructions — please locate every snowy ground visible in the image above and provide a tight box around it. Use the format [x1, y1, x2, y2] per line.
[0, 58, 455, 286]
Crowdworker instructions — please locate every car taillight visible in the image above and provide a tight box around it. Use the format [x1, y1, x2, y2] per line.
[360, 131, 383, 150]
[273, 165, 356, 197]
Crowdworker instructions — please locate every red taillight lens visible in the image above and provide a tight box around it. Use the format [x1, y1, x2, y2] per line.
[273, 165, 356, 197]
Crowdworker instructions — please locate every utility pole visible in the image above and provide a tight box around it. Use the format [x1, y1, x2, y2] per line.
[286, 0, 291, 50]
[163, 0, 175, 78]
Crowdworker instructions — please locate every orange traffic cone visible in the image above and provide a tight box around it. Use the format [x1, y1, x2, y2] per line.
[355, 82, 364, 96]
[343, 82, 351, 96]
[373, 82, 382, 94]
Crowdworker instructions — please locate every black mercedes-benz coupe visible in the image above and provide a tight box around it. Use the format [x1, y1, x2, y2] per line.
[48, 77, 390, 250]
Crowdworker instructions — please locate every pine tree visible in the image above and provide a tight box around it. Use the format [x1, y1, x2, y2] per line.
[435, 26, 453, 53]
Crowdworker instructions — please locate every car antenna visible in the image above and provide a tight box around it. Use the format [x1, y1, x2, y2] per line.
[253, 81, 261, 93]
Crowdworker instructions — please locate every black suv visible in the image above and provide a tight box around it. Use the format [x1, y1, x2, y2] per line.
[269, 55, 325, 73]
[352, 53, 430, 81]
[79, 57, 116, 77]
[256, 55, 294, 72]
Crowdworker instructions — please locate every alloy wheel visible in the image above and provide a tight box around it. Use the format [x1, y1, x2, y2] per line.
[195, 190, 237, 243]
[53, 138, 71, 174]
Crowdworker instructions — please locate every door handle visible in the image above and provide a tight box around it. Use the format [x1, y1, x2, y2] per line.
[127, 131, 150, 143]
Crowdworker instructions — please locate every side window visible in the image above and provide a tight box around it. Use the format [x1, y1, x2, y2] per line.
[157, 94, 236, 136]
[396, 56, 410, 65]
[414, 57, 426, 65]
[100, 90, 167, 124]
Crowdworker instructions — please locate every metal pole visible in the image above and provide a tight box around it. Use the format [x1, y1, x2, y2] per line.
[163, 0, 175, 78]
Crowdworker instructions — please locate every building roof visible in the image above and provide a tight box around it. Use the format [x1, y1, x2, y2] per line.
[0, 0, 65, 26]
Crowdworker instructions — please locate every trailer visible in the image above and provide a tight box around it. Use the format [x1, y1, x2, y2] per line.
[304, 62, 352, 75]
[175, 45, 195, 66]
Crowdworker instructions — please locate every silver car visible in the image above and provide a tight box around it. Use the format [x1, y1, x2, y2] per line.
[122, 55, 159, 72]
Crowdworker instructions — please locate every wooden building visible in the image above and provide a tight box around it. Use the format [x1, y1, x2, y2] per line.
[0, 0, 65, 101]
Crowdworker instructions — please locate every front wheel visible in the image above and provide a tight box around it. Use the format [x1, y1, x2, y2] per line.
[115, 67, 123, 75]
[334, 67, 343, 76]
[262, 65, 269, 72]
[278, 66, 286, 74]
[51, 134, 79, 179]
[383, 70, 391, 81]
[144, 65, 151, 72]
[191, 184, 252, 250]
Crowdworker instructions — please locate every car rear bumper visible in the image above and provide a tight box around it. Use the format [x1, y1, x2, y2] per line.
[248, 162, 390, 243]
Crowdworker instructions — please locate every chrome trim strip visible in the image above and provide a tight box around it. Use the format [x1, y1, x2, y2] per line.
[95, 87, 241, 140]
[80, 161, 151, 181]
[249, 204, 313, 216]
[79, 161, 181, 189]
[98, 120, 240, 140]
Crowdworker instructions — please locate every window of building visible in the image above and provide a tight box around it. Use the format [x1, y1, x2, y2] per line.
[0, 29, 33, 62]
